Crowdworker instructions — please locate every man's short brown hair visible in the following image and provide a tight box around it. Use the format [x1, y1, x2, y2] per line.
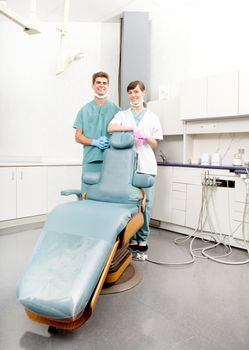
[92, 72, 109, 84]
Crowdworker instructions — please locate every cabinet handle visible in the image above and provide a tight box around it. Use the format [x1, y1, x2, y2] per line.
[12, 171, 15, 181]
[20, 171, 23, 180]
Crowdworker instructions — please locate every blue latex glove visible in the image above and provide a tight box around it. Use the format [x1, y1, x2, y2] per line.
[91, 136, 110, 150]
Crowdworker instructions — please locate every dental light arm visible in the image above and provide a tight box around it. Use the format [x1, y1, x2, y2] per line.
[0, 1, 41, 35]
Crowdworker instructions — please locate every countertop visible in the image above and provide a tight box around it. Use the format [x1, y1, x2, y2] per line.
[0, 161, 82, 167]
[157, 162, 249, 174]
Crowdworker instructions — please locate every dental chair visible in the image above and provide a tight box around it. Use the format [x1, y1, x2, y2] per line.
[16, 132, 154, 331]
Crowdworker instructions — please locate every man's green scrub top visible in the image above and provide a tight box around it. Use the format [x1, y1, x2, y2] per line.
[73, 100, 120, 164]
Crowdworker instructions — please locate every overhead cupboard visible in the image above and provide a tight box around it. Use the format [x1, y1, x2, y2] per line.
[180, 71, 249, 120]
[148, 70, 249, 164]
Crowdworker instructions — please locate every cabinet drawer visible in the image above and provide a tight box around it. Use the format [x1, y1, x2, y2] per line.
[173, 167, 202, 185]
[172, 182, 186, 192]
[186, 121, 219, 134]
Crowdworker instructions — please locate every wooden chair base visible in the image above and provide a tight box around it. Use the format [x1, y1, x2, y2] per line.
[23, 207, 145, 331]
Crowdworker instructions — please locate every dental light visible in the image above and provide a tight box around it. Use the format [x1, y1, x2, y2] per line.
[0, 0, 41, 35]
[55, 0, 86, 75]
[56, 49, 86, 76]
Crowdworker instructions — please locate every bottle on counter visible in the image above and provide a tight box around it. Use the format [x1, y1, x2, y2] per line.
[233, 149, 244, 166]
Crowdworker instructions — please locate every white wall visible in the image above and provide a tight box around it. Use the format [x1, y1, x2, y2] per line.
[150, 0, 249, 100]
[0, 21, 120, 161]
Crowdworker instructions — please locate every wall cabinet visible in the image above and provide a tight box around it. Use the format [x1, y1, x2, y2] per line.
[150, 70, 249, 165]
[147, 98, 183, 135]
[238, 70, 249, 115]
[207, 72, 238, 118]
[180, 72, 239, 120]
[180, 77, 207, 120]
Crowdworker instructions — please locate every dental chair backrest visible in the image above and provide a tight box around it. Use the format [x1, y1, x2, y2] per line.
[85, 132, 154, 205]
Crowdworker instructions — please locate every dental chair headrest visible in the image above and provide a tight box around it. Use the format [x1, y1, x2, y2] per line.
[110, 132, 134, 149]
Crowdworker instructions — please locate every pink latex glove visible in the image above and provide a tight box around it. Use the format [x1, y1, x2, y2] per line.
[132, 126, 150, 146]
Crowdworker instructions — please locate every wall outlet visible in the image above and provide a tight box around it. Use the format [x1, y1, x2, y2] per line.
[158, 85, 170, 100]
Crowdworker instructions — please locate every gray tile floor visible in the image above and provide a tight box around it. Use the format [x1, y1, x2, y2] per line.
[1, 226, 249, 350]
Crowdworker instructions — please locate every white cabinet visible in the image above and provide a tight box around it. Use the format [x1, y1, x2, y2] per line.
[0, 164, 82, 222]
[238, 70, 249, 115]
[156, 167, 249, 245]
[47, 166, 82, 211]
[180, 77, 207, 120]
[170, 168, 202, 226]
[148, 98, 183, 135]
[0, 168, 16, 221]
[186, 184, 202, 229]
[171, 182, 186, 226]
[17, 167, 47, 218]
[152, 166, 172, 222]
[180, 72, 239, 120]
[0, 166, 47, 221]
[231, 177, 249, 240]
[207, 72, 238, 118]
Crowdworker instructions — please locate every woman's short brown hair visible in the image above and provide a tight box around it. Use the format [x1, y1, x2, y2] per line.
[92, 72, 109, 84]
[127, 80, 145, 92]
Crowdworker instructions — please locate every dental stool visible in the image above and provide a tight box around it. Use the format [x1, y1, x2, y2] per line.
[16, 132, 154, 331]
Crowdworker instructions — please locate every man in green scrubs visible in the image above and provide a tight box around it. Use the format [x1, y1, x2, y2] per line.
[73, 72, 120, 193]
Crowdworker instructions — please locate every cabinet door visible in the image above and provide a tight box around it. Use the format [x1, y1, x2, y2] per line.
[238, 70, 249, 115]
[152, 167, 172, 222]
[17, 167, 47, 218]
[180, 78, 207, 120]
[148, 98, 183, 135]
[207, 72, 238, 117]
[231, 177, 249, 240]
[186, 184, 202, 229]
[47, 166, 82, 211]
[0, 168, 17, 221]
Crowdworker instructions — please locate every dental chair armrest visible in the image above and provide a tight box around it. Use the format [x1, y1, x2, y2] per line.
[83, 172, 101, 185]
[60, 189, 82, 200]
[132, 173, 155, 188]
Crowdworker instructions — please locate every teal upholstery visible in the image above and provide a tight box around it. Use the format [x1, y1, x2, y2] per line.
[16, 132, 154, 320]
[83, 172, 101, 185]
[61, 189, 82, 199]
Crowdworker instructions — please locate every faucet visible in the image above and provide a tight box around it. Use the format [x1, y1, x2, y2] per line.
[159, 150, 167, 162]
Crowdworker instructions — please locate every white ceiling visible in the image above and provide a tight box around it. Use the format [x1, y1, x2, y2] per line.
[1, 0, 199, 22]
